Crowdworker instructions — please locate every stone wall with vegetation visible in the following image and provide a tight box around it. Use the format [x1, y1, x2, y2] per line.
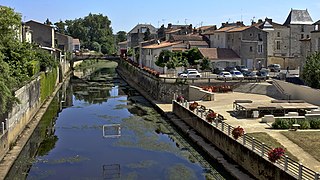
[0, 69, 59, 160]
[173, 101, 296, 180]
[117, 59, 188, 103]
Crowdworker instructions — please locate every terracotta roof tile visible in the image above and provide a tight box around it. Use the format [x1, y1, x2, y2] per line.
[188, 41, 208, 46]
[199, 48, 240, 60]
[142, 41, 183, 49]
[172, 34, 203, 41]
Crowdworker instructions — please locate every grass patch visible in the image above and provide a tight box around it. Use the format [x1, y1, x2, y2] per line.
[281, 131, 320, 162]
[248, 132, 298, 161]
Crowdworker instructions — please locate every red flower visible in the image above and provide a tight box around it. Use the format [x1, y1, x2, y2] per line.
[232, 126, 244, 139]
[268, 147, 285, 163]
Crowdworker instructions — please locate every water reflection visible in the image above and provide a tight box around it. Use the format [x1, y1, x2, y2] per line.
[7, 61, 227, 179]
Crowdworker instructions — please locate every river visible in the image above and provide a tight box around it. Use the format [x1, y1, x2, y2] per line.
[6, 61, 232, 180]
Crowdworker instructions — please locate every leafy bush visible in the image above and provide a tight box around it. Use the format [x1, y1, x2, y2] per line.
[298, 120, 310, 129]
[272, 118, 295, 129]
[310, 118, 320, 129]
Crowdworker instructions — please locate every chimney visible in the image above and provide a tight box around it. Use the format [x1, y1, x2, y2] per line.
[251, 21, 256, 25]
[168, 23, 172, 29]
[236, 21, 243, 26]
[258, 19, 263, 23]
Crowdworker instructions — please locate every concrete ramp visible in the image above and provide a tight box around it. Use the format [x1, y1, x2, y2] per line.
[233, 82, 286, 99]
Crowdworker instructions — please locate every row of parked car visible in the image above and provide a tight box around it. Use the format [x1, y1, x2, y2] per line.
[177, 64, 281, 79]
[216, 65, 276, 80]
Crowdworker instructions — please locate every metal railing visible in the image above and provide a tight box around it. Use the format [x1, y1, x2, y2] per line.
[175, 100, 320, 180]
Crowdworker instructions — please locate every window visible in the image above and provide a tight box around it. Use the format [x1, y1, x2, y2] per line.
[301, 25, 304, 32]
[249, 46, 253, 52]
[257, 44, 263, 53]
[307, 35, 310, 39]
[141, 27, 147, 33]
[276, 41, 281, 50]
[277, 32, 280, 37]
[301, 34, 304, 39]
[250, 33, 253, 37]
[258, 33, 261, 40]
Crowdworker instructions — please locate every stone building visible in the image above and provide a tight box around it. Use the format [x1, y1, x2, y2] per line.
[157, 23, 193, 41]
[127, 24, 157, 48]
[25, 20, 55, 48]
[203, 23, 268, 70]
[282, 9, 313, 69]
[55, 32, 73, 52]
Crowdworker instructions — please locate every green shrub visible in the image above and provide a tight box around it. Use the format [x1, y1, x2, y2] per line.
[310, 118, 320, 129]
[40, 67, 57, 102]
[272, 118, 296, 129]
[298, 120, 310, 129]
[27, 60, 40, 76]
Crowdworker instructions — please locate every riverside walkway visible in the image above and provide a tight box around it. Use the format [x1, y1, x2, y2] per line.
[157, 92, 320, 172]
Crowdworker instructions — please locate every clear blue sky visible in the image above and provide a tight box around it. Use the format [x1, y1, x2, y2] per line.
[1, 0, 320, 33]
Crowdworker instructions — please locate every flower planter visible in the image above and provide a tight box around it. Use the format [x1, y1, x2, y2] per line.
[232, 126, 244, 139]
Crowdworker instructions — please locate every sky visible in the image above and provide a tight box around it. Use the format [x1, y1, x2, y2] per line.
[1, 0, 320, 33]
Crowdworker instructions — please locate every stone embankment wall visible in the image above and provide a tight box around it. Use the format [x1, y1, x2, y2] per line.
[0, 68, 60, 161]
[173, 101, 296, 180]
[117, 60, 189, 103]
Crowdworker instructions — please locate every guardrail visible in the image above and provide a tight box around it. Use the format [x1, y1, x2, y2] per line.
[175, 100, 320, 180]
[159, 76, 268, 84]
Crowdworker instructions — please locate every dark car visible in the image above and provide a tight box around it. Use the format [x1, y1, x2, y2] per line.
[224, 66, 237, 72]
[236, 65, 249, 72]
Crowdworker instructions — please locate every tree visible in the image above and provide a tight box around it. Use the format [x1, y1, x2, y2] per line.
[54, 20, 66, 34]
[186, 48, 202, 65]
[0, 6, 21, 46]
[302, 52, 320, 89]
[65, 13, 115, 54]
[200, 57, 211, 71]
[155, 50, 172, 67]
[143, 28, 151, 41]
[116, 31, 127, 43]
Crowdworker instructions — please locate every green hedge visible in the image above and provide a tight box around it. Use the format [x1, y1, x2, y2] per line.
[272, 118, 320, 129]
[27, 60, 40, 77]
[40, 67, 58, 102]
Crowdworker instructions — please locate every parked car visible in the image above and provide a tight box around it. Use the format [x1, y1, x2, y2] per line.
[224, 66, 237, 72]
[179, 69, 202, 78]
[235, 65, 249, 72]
[178, 69, 197, 76]
[257, 71, 270, 79]
[230, 70, 244, 79]
[217, 71, 232, 80]
[212, 67, 224, 74]
[244, 71, 258, 79]
[268, 64, 281, 72]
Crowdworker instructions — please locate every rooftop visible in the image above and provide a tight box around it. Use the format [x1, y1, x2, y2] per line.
[142, 41, 182, 49]
[199, 48, 240, 60]
[284, 9, 313, 25]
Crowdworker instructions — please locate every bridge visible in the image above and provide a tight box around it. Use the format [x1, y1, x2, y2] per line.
[71, 54, 120, 62]
[70, 54, 120, 69]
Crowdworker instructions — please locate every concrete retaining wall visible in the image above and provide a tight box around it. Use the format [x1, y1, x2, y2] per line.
[173, 101, 296, 180]
[189, 86, 214, 101]
[0, 68, 61, 161]
[275, 80, 320, 106]
[117, 60, 189, 103]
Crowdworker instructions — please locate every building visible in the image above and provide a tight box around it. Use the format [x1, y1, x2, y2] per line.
[55, 32, 73, 52]
[140, 41, 183, 73]
[196, 25, 217, 34]
[21, 23, 32, 43]
[117, 41, 127, 56]
[282, 9, 313, 69]
[198, 48, 241, 69]
[204, 23, 268, 70]
[72, 39, 81, 52]
[25, 20, 55, 48]
[127, 24, 157, 48]
[157, 23, 193, 41]
[253, 18, 291, 68]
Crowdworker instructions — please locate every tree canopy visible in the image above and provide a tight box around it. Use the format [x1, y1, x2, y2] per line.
[302, 52, 320, 89]
[65, 13, 115, 54]
[0, 7, 57, 116]
[155, 48, 202, 69]
[116, 31, 127, 43]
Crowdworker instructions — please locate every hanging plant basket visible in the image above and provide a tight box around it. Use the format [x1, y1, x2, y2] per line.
[206, 109, 216, 122]
[176, 95, 184, 103]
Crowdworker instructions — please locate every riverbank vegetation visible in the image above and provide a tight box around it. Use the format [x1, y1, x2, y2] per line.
[0, 7, 57, 116]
